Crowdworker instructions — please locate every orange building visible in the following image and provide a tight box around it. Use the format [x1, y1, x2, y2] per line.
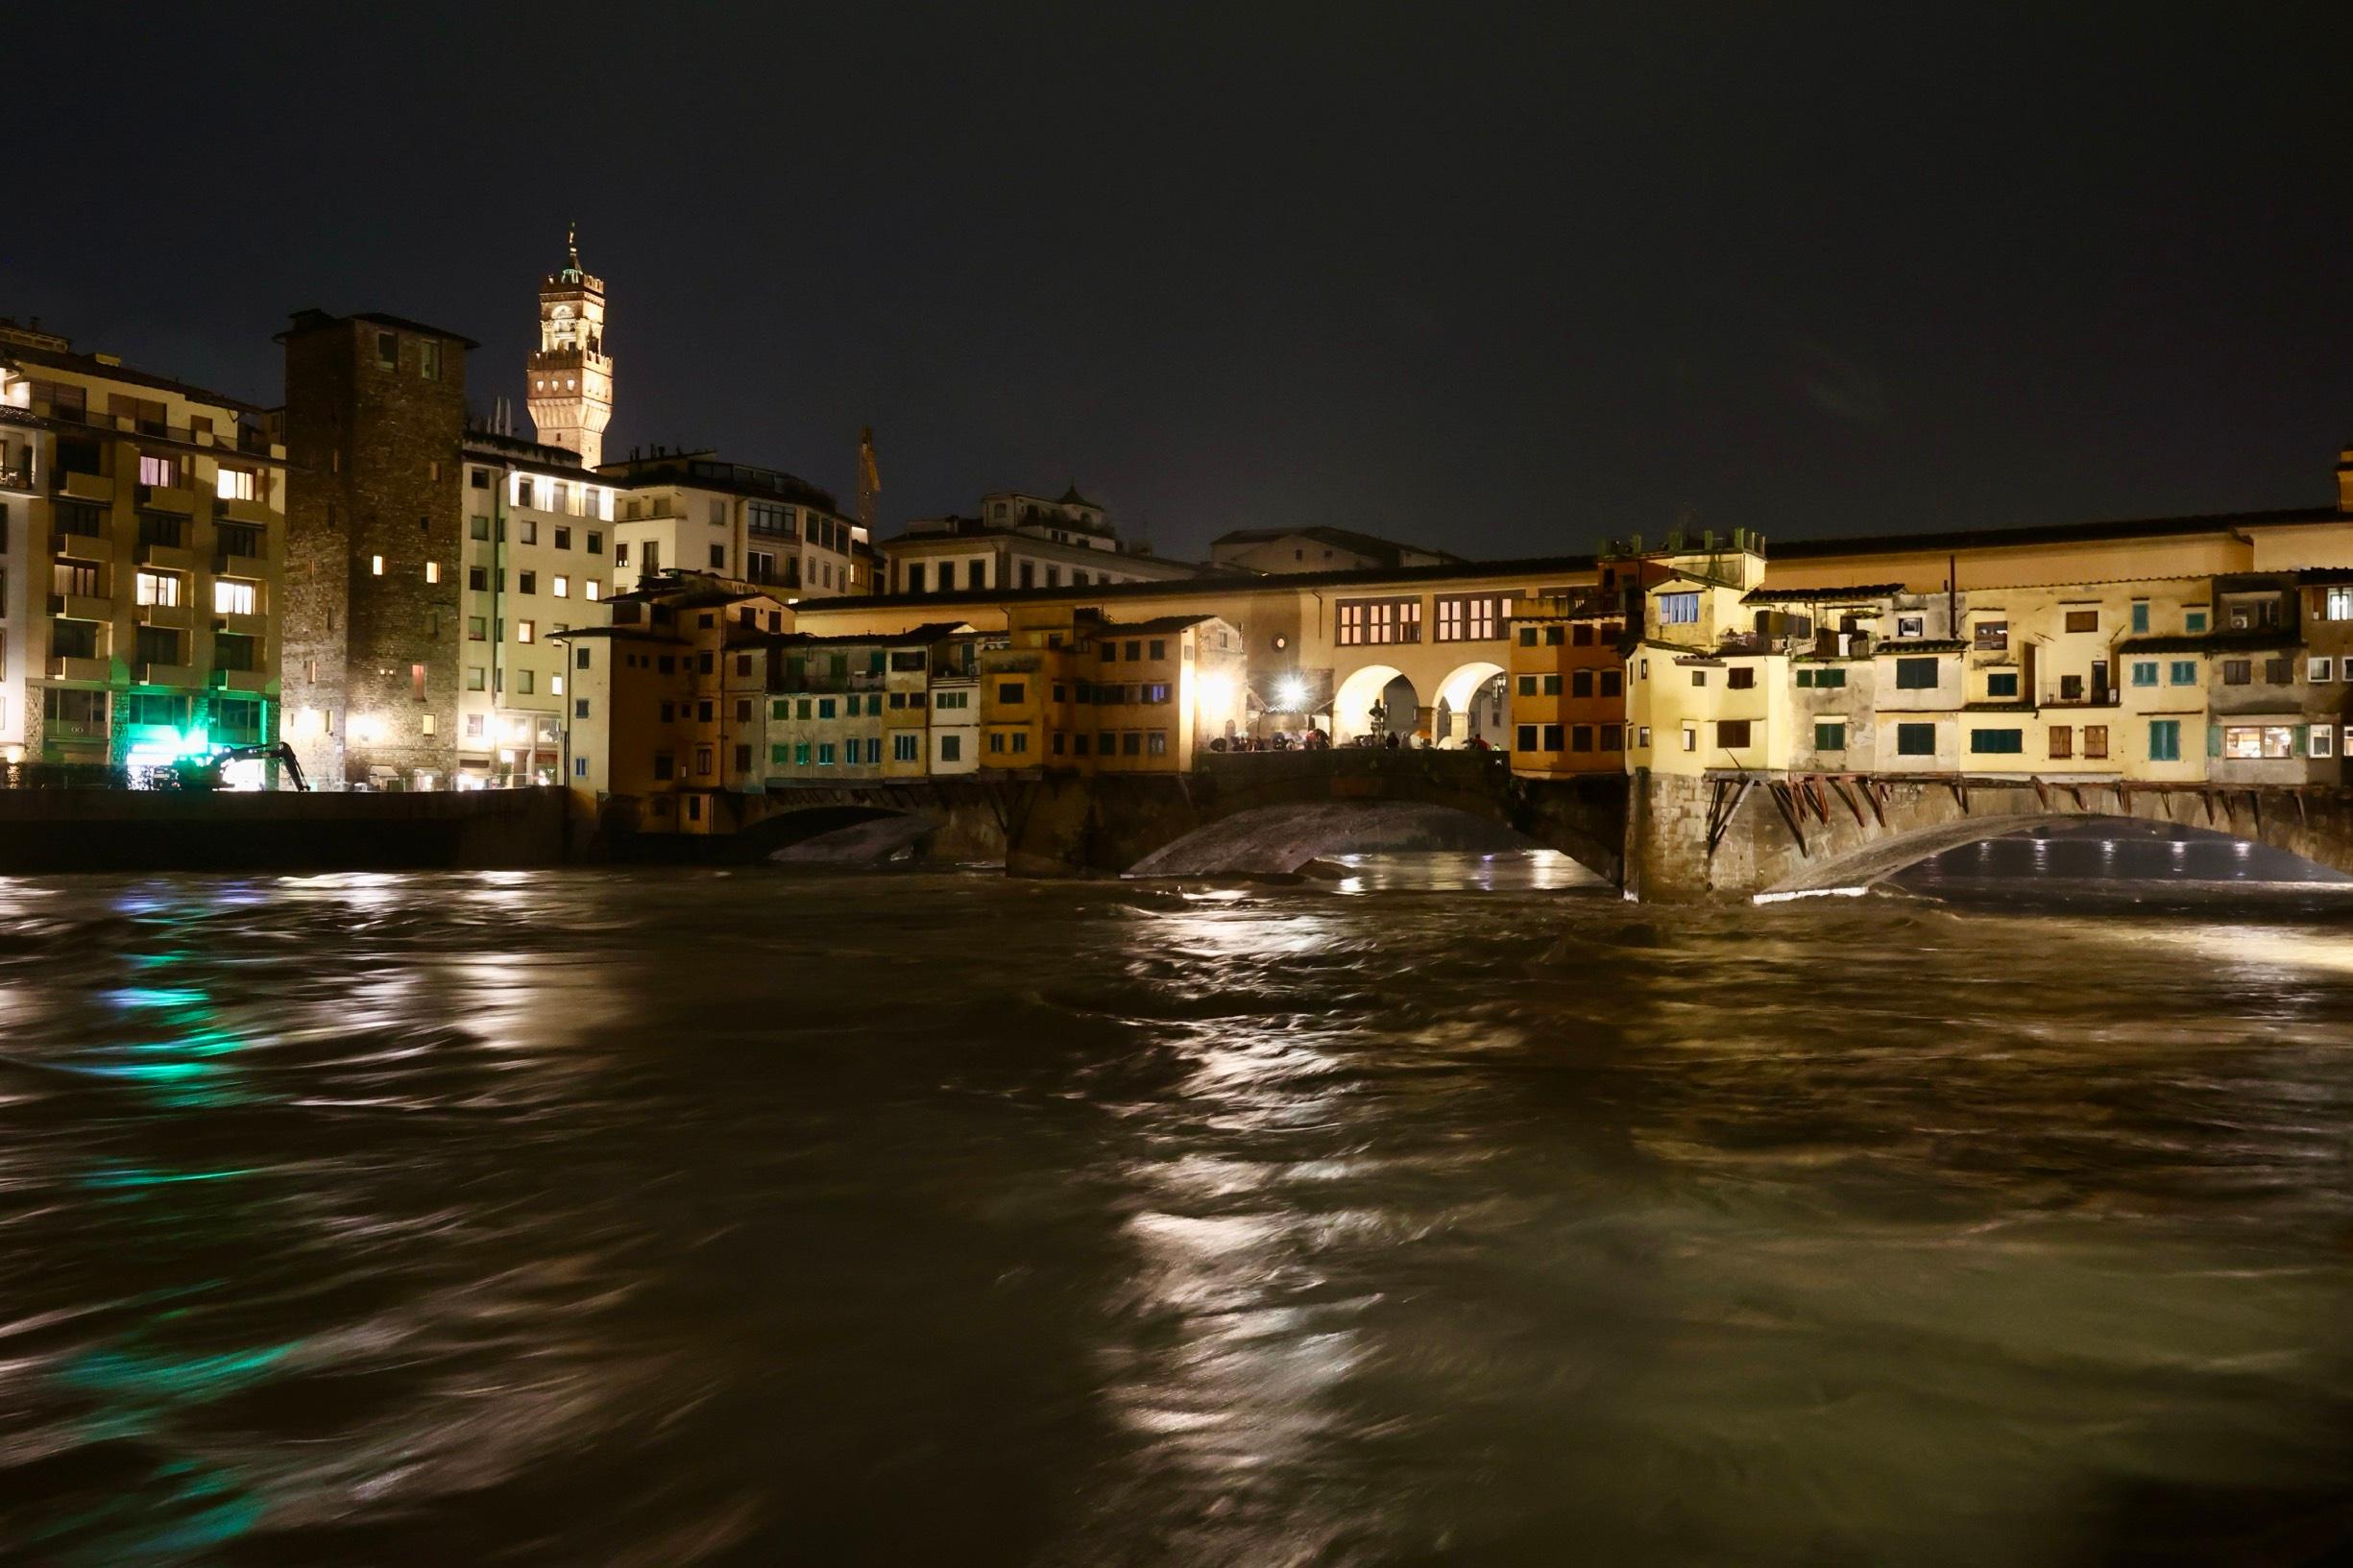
[1508, 592, 1627, 775]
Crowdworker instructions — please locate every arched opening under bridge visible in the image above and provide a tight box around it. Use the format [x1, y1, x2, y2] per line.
[1769, 818, 2353, 911]
[1332, 664, 1420, 744]
[735, 803, 942, 865]
[1126, 799, 1613, 885]
[1433, 661, 1508, 749]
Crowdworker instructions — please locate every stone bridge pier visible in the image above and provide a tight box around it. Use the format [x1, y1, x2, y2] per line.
[1628, 768, 2353, 901]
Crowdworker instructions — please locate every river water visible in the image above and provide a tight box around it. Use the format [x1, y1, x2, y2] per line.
[1, 858, 2350, 1565]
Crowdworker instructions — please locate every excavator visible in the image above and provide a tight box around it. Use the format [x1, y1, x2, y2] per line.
[148, 741, 309, 793]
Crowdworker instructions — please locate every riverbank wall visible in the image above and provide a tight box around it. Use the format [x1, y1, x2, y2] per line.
[0, 787, 570, 874]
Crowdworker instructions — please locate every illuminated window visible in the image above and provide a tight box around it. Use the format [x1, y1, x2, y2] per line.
[1658, 591, 1699, 625]
[551, 674, 566, 696]
[138, 453, 179, 488]
[211, 578, 256, 615]
[2221, 724, 2293, 760]
[135, 569, 181, 607]
[517, 620, 535, 644]
[584, 580, 600, 601]
[421, 713, 437, 736]
[215, 466, 257, 501]
[371, 555, 384, 576]
[425, 561, 441, 585]
[552, 575, 570, 598]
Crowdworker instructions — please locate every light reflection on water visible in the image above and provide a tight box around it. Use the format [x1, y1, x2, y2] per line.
[0, 863, 2346, 1565]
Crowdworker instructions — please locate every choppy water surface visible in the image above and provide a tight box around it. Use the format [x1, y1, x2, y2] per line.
[1, 857, 2350, 1566]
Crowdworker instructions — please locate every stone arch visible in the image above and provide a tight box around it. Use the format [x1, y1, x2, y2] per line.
[1432, 660, 1508, 748]
[1739, 781, 2353, 899]
[1126, 800, 1553, 877]
[1332, 663, 1417, 743]
[728, 802, 936, 861]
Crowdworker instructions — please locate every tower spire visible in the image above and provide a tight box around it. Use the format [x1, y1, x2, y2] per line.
[528, 231, 612, 468]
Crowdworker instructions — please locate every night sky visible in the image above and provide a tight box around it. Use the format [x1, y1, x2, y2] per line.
[11, 5, 2353, 560]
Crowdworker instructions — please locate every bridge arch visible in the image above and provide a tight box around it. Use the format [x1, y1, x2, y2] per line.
[1094, 750, 1627, 882]
[1710, 775, 2353, 900]
[729, 802, 938, 862]
[1332, 663, 1418, 742]
[1433, 660, 1507, 748]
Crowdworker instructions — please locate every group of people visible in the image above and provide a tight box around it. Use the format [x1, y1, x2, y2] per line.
[1209, 728, 1336, 754]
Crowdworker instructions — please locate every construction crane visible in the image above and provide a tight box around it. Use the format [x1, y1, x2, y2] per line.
[856, 425, 881, 533]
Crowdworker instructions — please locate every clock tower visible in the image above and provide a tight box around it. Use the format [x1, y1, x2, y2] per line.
[526, 225, 613, 468]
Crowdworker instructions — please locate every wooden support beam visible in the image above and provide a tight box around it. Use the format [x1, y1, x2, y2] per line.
[1767, 780, 1809, 856]
[1829, 777, 1868, 828]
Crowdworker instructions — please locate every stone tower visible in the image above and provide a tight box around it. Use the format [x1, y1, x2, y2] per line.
[526, 227, 613, 469]
[279, 310, 472, 788]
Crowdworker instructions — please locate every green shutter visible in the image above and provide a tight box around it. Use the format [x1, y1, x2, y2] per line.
[2207, 722, 2221, 758]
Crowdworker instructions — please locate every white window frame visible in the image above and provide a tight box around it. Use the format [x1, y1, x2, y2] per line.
[2309, 656, 2334, 684]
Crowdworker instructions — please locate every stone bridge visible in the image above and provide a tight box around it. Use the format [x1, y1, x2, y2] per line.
[667, 750, 1629, 881]
[610, 760, 2353, 899]
[1636, 769, 2353, 900]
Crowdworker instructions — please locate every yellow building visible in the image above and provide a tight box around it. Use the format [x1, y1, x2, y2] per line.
[0, 316, 288, 777]
[1620, 534, 1781, 775]
[1951, 577, 2215, 778]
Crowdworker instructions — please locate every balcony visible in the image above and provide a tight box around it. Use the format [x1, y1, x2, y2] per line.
[139, 542, 196, 573]
[134, 663, 200, 688]
[215, 492, 278, 526]
[213, 525, 267, 570]
[137, 483, 198, 515]
[210, 668, 270, 694]
[0, 460, 32, 493]
[982, 653, 1044, 674]
[212, 610, 267, 640]
[56, 470, 111, 504]
[50, 525, 109, 558]
[47, 591, 113, 622]
[140, 604, 193, 632]
[848, 670, 885, 691]
[47, 655, 111, 683]
[2042, 688, 2120, 710]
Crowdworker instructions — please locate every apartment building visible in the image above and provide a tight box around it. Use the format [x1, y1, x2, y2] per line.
[604, 451, 868, 599]
[883, 486, 1207, 595]
[0, 317, 288, 776]
[557, 576, 794, 828]
[456, 431, 616, 784]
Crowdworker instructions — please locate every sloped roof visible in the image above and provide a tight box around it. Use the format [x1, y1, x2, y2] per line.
[1211, 524, 1463, 567]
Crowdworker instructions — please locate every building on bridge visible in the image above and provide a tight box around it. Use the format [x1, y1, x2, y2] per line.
[1505, 591, 1626, 775]
[978, 603, 1246, 771]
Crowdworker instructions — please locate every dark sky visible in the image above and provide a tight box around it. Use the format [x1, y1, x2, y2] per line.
[10, 4, 2352, 560]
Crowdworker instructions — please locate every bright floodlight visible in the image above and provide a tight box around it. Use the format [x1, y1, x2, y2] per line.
[1276, 676, 1309, 711]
